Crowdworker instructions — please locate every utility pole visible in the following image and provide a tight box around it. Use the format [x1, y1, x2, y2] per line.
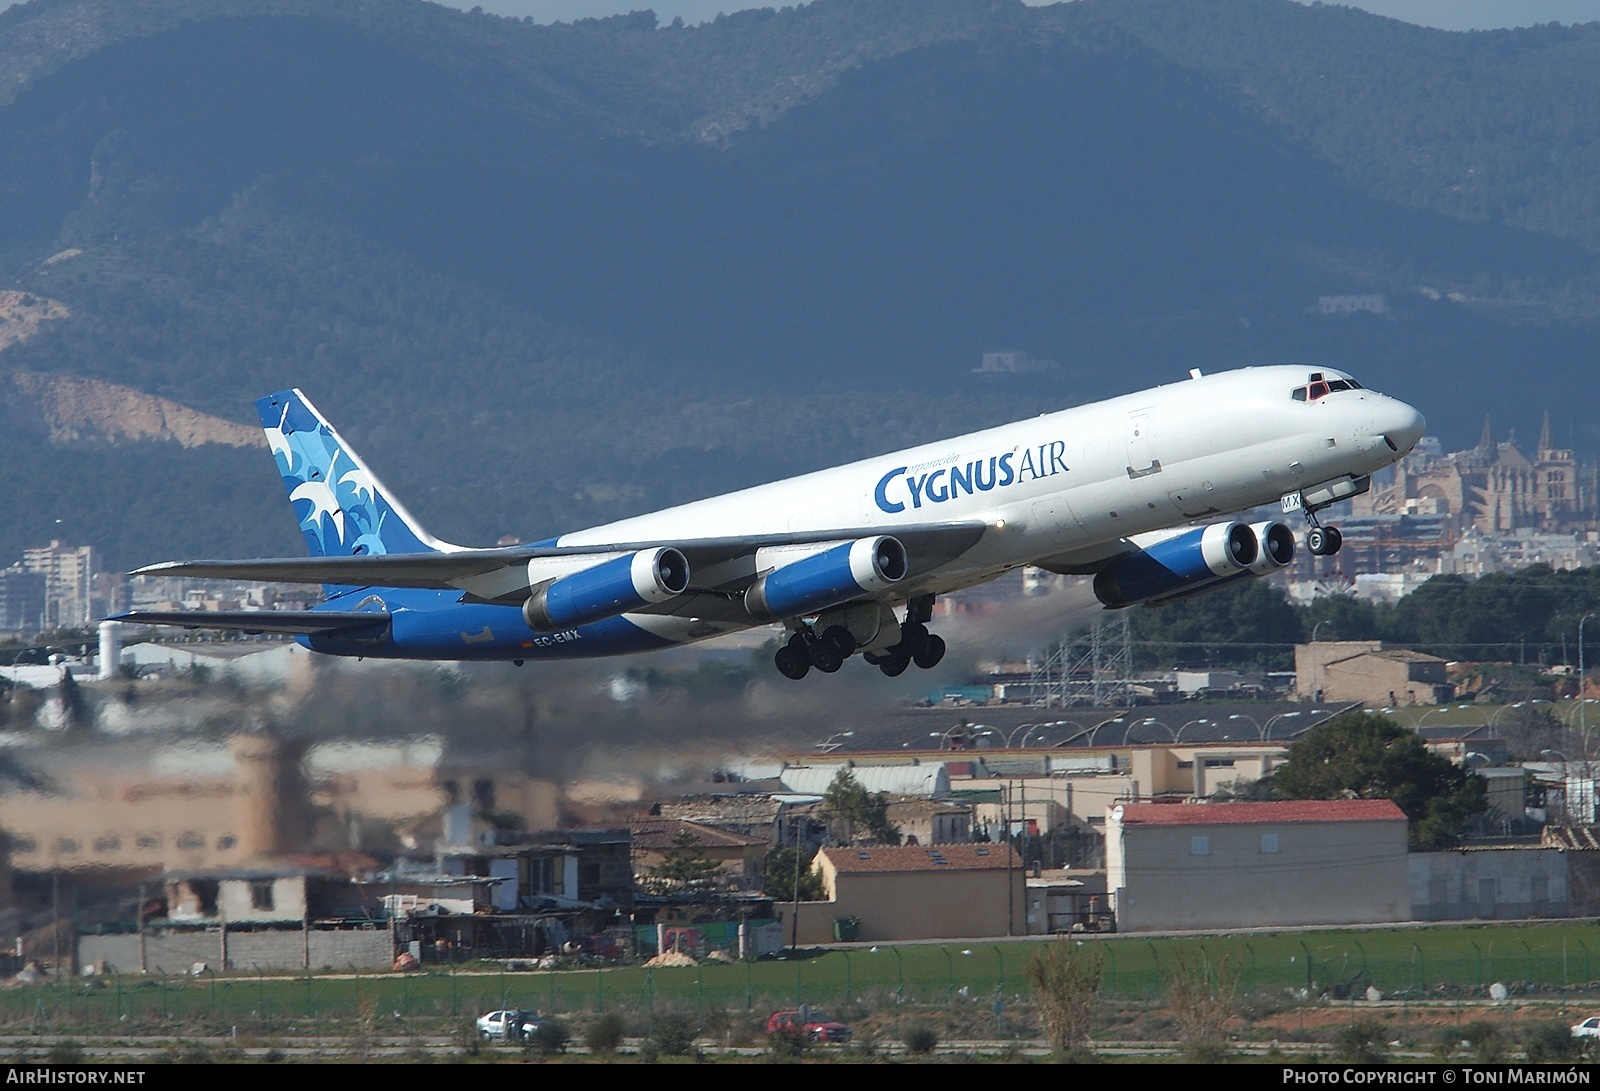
[1005, 781, 1014, 936]
[1581, 613, 1597, 821]
[789, 818, 802, 949]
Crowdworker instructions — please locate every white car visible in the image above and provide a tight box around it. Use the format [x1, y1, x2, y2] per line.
[476, 1009, 545, 1041]
[1570, 1016, 1600, 1038]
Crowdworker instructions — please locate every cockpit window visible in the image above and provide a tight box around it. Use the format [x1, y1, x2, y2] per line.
[1291, 373, 1361, 401]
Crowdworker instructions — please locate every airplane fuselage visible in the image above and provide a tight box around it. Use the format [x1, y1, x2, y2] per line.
[295, 364, 1422, 662]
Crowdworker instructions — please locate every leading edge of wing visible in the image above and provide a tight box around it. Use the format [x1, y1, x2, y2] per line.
[131, 522, 992, 591]
[112, 610, 392, 637]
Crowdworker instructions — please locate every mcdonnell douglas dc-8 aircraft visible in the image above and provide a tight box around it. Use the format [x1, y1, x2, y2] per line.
[119, 365, 1424, 680]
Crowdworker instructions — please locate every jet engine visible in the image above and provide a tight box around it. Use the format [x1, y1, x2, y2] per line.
[522, 547, 690, 631]
[745, 536, 908, 621]
[1136, 519, 1299, 606]
[1246, 520, 1296, 573]
[1092, 520, 1257, 609]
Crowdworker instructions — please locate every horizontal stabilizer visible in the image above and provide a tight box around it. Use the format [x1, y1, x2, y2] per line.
[112, 610, 393, 637]
[132, 550, 535, 589]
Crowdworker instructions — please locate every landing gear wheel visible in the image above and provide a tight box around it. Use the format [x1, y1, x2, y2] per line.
[913, 633, 946, 670]
[1322, 526, 1342, 555]
[896, 621, 928, 654]
[879, 655, 910, 677]
[820, 625, 856, 658]
[774, 645, 810, 680]
[862, 651, 887, 666]
[1306, 526, 1328, 555]
[809, 641, 843, 673]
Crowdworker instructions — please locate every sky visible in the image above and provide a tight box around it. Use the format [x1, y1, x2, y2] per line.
[448, 0, 1600, 32]
[1, 0, 1593, 29]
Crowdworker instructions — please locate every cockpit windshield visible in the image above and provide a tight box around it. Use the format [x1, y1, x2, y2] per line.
[1291, 371, 1362, 402]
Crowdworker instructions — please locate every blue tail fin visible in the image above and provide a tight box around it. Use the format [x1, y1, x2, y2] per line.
[257, 390, 455, 558]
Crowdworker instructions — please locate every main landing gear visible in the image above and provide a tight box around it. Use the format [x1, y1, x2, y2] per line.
[863, 621, 946, 677]
[773, 627, 851, 679]
[772, 596, 946, 680]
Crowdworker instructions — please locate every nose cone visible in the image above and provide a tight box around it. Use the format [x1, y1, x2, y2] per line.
[1374, 397, 1425, 456]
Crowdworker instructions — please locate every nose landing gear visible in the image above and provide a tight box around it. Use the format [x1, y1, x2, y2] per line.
[1305, 523, 1342, 557]
[1287, 488, 1344, 558]
[1282, 471, 1365, 559]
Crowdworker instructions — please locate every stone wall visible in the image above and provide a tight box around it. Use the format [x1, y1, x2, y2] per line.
[80, 927, 392, 974]
[1409, 848, 1568, 921]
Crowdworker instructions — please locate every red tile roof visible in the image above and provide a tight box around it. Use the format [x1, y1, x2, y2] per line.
[627, 817, 768, 850]
[820, 843, 1021, 874]
[1115, 800, 1405, 827]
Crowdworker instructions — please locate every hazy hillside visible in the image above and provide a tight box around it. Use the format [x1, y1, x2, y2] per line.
[1077, 0, 1600, 250]
[0, 0, 1595, 569]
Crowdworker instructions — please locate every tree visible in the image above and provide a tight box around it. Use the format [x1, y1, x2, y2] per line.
[762, 845, 824, 902]
[1129, 579, 1303, 670]
[642, 830, 727, 895]
[1269, 711, 1488, 850]
[1297, 592, 1382, 644]
[820, 769, 901, 845]
[1209, 776, 1274, 802]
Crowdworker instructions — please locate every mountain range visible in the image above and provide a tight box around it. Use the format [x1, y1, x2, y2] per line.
[0, 0, 1596, 570]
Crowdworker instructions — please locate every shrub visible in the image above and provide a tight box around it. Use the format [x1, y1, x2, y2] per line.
[903, 1023, 939, 1055]
[1164, 946, 1241, 1063]
[1335, 1019, 1389, 1064]
[1460, 1020, 1505, 1064]
[46, 1043, 83, 1065]
[530, 1019, 569, 1054]
[1026, 941, 1101, 1053]
[1522, 1021, 1580, 1064]
[652, 1011, 698, 1056]
[768, 1024, 809, 1059]
[584, 1013, 626, 1054]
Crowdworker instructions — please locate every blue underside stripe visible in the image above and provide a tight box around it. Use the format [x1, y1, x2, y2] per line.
[297, 593, 677, 661]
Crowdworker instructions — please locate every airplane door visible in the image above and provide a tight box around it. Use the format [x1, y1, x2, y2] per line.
[1166, 482, 1220, 519]
[1030, 494, 1089, 547]
[1126, 412, 1160, 479]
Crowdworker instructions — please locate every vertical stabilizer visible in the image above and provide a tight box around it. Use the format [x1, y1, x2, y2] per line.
[256, 390, 458, 558]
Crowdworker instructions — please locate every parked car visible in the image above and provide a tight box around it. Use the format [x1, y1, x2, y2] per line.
[476, 1008, 546, 1041]
[1572, 1016, 1600, 1039]
[767, 1010, 852, 1043]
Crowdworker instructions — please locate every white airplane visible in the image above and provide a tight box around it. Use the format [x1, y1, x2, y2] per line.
[118, 365, 1424, 680]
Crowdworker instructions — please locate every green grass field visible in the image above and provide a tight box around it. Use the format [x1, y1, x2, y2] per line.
[11, 920, 1600, 1039]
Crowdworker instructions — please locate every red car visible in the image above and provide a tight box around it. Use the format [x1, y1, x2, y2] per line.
[767, 1010, 852, 1043]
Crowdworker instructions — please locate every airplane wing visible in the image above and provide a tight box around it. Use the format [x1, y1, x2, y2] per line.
[112, 610, 392, 636]
[132, 522, 990, 602]
[1031, 541, 1136, 576]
